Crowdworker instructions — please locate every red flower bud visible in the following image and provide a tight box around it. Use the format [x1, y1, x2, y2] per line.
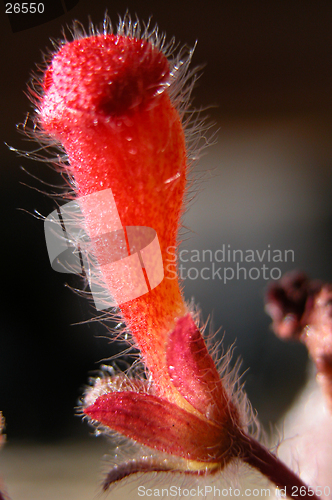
[38, 27, 188, 403]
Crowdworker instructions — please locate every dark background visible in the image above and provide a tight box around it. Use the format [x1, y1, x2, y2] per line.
[1, 0, 332, 441]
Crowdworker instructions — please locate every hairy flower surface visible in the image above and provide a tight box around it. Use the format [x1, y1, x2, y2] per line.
[37, 16, 239, 472]
[39, 25, 188, 404]
[31, 15, 322, 498]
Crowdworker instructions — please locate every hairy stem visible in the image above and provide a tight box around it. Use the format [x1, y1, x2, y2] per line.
[240, 433, 321, 500]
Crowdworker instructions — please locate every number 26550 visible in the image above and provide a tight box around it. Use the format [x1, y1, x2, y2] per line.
[6, 3, 45, 13]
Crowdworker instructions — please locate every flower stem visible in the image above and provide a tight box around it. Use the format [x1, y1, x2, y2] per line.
[240, 433, 321, 500]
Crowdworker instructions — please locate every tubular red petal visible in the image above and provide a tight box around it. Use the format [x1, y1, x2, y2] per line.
[38, 34, 188, 401]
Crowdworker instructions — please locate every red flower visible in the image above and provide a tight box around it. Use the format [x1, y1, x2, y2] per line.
[33, 15, 321, 498]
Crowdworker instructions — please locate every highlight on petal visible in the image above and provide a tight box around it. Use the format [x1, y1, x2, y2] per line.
[84, 391, 235, 465]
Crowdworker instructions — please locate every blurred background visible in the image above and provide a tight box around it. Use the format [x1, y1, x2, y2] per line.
[1, 1, 332, 497]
